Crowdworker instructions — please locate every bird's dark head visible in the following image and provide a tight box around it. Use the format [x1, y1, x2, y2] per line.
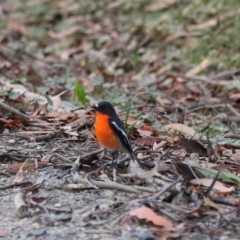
[91, 101, 116, 115]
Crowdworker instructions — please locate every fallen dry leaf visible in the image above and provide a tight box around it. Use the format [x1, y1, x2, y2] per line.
[5, 119, 29, 127]
[0, 58, 11, 68]
[8, 161, 47, 172]
[145, 0, 179, 12]
[180, 137, 207, 156]
[190, 178, 235, 194]
[156, 96, 172, 107]
[0, 230, 9, 237]
[135, 137, 163, 146]
[137, 129, 152, 137]
[229, 93, 240, 101]
[126, 115, 143, 128]
[106, 0, 127, 9]
[49, 26, 79, 39]
[152, 141, 167, 151]
[165, 123, 196, 137]
[30, 102, 40, 120]
[231, 152, 240, 162]
[49, 95, 61, 111]
[129, 206, 172, 228]
[8, 20, 28, 34]
[189, 9, 240, 31]
[186, 58, 211, 77]
[203, 196, 223, 212]
[13, 159, 29, 183]
[48, 90, 69, 111]
[46, 112, 75, 121]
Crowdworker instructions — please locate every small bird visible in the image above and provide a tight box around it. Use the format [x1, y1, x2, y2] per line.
[91, 101, 144, 168]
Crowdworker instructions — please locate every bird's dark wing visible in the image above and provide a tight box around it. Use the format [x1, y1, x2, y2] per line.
[108, 116, 132, 153]
[109, 116, 146, 169]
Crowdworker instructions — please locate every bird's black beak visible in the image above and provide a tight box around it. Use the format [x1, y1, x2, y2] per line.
[91, 104, 98, 110]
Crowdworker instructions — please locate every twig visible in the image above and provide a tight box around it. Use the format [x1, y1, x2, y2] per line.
[226, 104, 240, 119]
[148, 177, 183, 201]
[44, 205, 72, 213]
[0, 181, 32, 190]
[185, 159, 198, 179]
[133, 186, 157, 193]
[204, 171, 221, 197]
[187, 103, 227, 113]
[212, 69, 240, 80]
[0, 102, 55, 129]
[30, 200, 51, 219]
[168, 71, 213, 84]
[224, 133, 240, 139]
[54, 153, 73, 163]
[75, 176, 145, 194]
[0, 102, 31, 120]
[88, 179, 140, 193]
[187, 103, 240, 121]
[84, 175, 99, 189]
[0, 171, 11, 177]
[80, 148, 104, 163]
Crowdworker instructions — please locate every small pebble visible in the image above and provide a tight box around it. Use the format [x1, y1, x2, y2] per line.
[32, 228, 47, 237]
[8, 139, 16, 144]
[54, 203, 62, 208]
[137, 230, 155, 240]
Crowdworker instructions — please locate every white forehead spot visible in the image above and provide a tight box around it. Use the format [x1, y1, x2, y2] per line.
[95, 103, 98, 108]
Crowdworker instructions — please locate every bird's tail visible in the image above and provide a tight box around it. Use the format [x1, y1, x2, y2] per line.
[130, 151, 145, 169]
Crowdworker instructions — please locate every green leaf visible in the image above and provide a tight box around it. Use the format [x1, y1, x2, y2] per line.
[193, 165, 240, 184]
[74, 82, 89, 106]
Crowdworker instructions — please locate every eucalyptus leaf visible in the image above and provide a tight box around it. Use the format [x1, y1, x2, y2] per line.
[74, 82, 89, 106]
[193, 166, 240, 184]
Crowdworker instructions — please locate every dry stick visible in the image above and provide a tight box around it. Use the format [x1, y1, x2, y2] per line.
[148, 176, 183, 201]
[187, 103, 227, 113]
[0, 102, 30, 119]
[237, 197, 240, 217]
[30, 200, 51, 219]
[44, 205, 72, 213]
[77, 176, 157, 194]
[226, 104, 240, 119]
[224, 133, 240, 139]
[0, 181, 32, 190]
[88, 179, 140, 193]
[212, 69, 240, 80]
[204, 170, 221, 197]
[168, 71, 214, 84]
[0, 102, 55, 129]
[79, 148, 104, 163]
[187, 103, 240, 120]
[54, 153, 73, 163]
[84, 175, 99, 189]
[185, 159, 198, 179]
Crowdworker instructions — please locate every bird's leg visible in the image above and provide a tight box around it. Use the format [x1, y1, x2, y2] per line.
[111, 151, 119, 169]
[102, 151, 118, 173]
[111, 151, 118, 182]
